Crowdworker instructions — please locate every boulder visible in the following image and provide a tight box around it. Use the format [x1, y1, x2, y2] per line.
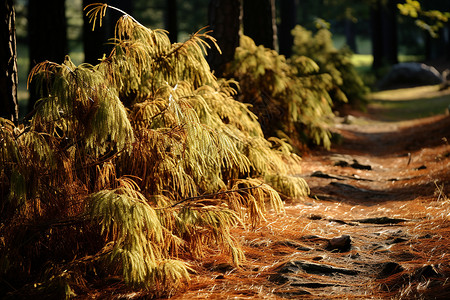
[377, 62, 443, 90]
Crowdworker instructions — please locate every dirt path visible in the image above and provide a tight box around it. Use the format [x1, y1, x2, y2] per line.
[171, 103, 450, 299]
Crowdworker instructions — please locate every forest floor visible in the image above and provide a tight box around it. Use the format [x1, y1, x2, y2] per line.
[165, 85, 450, 300]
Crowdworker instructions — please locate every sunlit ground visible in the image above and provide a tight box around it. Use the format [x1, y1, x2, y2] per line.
[369, 85, 450, 121]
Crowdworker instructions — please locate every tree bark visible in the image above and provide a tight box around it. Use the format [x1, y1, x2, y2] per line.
[371, 0, 398, 69]
[380, 0, 398, 65]
[243, 0, 277, 50]
[83, 0, 109, 65]
[345, 18, 358, 53]
[279, 0, 297, 57]
[28, 0, 67, 113]
[165, 0, 178, 43]
[0, 0, 18, 124]
[207, 0, 242, 77]
[370, 0, 383, 69]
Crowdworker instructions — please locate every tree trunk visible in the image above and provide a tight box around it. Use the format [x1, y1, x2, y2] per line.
[370, 1, 383, 69]
[165, 0, 178, 43]
[345, 18, 358, 53]
[278, 0, 297, 57]
[28, 0, 67, 113]
[371, 0, 398, 69]
[380, 0, 398, 65]
[207, 0, 242, 77]
[0, 0, 18, 124]
[243, 0, 277, 50]
[83, 0, 109, 65]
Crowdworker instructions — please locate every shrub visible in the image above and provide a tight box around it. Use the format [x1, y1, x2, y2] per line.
[226, 35, 336, 149]
[0, 5, 308, 298]
[291, 25, 369, 109]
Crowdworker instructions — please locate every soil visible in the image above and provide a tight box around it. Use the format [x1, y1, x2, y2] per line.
[166, 95, 450, 299]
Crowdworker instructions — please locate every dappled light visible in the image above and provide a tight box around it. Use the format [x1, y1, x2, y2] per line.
[1, 1, 449, 299]
[1, 4, 308, 298]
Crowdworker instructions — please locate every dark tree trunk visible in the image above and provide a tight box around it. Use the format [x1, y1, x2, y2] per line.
[370, 0, 398, 69]
[207, 0, 242, 77]
[0, 0, 18, 124]
[279, 0, 297, 57]
[165, 0, 178, 43]
[370, 1, 383, 69]
[243, 0, 277, 50]
[28, 0, 67, 113]
[83, 0, 109, 65]
[445, 25, 450, 60]
[380, 0, 398, 65]
[345, 18, 358, 53]
[299, 0, 308, 25]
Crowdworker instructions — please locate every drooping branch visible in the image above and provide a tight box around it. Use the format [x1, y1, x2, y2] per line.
[161, 183, 264, 209]
[84, 3, 142, 30]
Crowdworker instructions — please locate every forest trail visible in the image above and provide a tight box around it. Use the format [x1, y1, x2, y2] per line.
[170, 88, 450, 300]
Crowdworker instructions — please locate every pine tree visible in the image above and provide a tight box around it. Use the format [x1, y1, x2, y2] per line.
[291, 24, 368, 109]
[226, 35, 337, 149]
[0, 4, 308, 298]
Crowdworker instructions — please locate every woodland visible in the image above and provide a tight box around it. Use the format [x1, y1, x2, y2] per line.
[0, 0, 450, 299]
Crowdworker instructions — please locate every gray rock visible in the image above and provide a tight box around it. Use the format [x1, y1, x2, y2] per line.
[377, 62, 443, 90]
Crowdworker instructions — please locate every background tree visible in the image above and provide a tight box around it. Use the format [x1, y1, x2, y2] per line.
[178, 0, 208, 39]
[278, 0, 298, 57]
[207, 0, 241, 77]
[297, 0, 323, 28]
[371, 0, 398, 69]
[27, 0, 67, 114]
[243, 0, 277, 50]
[322, 0, 371, 53]
[399, 0, 450, 60]
[381, 0, 399, 65]
[0, 0, 19, 124]
[165, 0, 178, 42]
[343, 7, 358, 53]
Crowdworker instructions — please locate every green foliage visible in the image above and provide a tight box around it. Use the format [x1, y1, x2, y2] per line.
[29, 59, 134, 157]
[291, 25, 369, 109]
[226, 35, 336, 149]
[0, 4, 308, 298]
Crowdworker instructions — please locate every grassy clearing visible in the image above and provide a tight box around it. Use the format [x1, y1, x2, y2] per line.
[351, 54, 425, 69]
[350, 54, 426, 90]
[369, 85, 450, 121]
